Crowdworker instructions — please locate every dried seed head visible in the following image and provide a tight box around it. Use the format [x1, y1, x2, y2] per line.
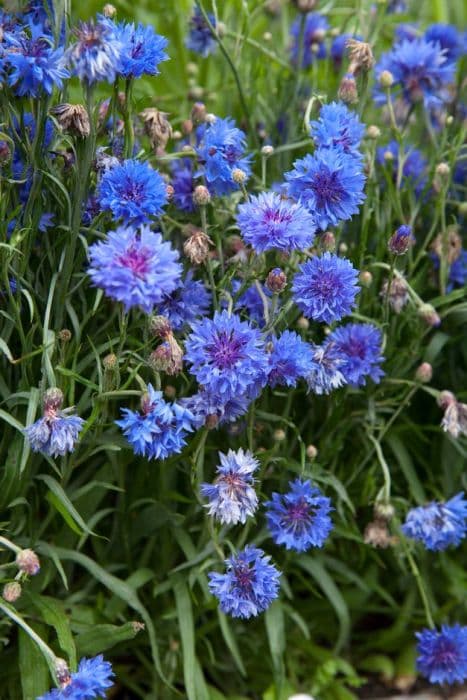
[346, 39, 375, 73]
[3, 581, 22, 603]
[149, 315, 172, 339]
[193, 185, 211, 206]
[139, 109, 172, 151]
[431, 226, 462, 265]
[52, 104, 91, 138]
[415, 362, 433, 384]
[380, 277, 409, 314]
[364, 520, 397, 548]
[438, 390, 456, 410]
[0, 140, 12, 164]
[183, 229, 212, 265]
[205, 414, 219, 430]
[58, 329, 72, 343]
[149, 341, 183, 376]
[16, 549, 40, 576]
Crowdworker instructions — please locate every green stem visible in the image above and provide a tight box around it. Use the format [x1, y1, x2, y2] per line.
[367, 434, 391, 502]
[399, 536, 435, 629]
[0, 601, 59, 668]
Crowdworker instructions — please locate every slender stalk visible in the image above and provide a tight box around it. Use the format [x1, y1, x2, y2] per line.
[399, 536, 435, 629]
[0, 601, 59, 667]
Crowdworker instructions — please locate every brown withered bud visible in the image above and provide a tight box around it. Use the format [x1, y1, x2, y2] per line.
[184, 229, 213, 265]
[54, 658, 71, 687]
[0, 140, 12, 165]
[52, 104, 91, 138]
[193, 185, 211, 206]
[438, 392, 467, 439]
[380, 277, 409, 314]
[265, 269, 287, 294]
[16, 548, 40, 576]
[338, 75, 358, 104]
[205, 414, 219, 430]
[293, 0, 318, 10]
[149, 315, 172, 339]
[347, 39, 375, 74]
[58, 329, 72, 343]
[148, 338, 183, 376]
[182, 119, 193, 136]
[191, 102, 207, 124]
[3, 581, 22, 603]
[364, 519, 398, 548]
[320, 231, 336, 252]
[431, 226, 462, 265]
[139, 109, 172, 151]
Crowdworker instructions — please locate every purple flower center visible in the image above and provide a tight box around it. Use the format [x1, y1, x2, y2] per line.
[76, 23, 106, 49]
[208, 331, 245, 369]
[345, 337, 366, 358]
[283, 498, 311, 530]
[311, 170, 345, 206]
[308, 271, 339, 300]
[119, 245, 150, 277]
[264, 207, 292, 226]
[219, 472, 244, 495]
[432, 639, 458, 669]
[233, 562, 254, 592]
[121, 178, 145, 203]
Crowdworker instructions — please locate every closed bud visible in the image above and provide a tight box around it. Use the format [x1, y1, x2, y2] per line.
[166, 184, 174, 199]
[263, 31, 272, 42]
[338, 242, 348, 255]
[16, 549, 40, 576]
[187, 62, 198, 76]
[139, 109, 172, 151]
[347, 38, 375, 73]
[261, 145, 274, 157]
[3, 581, 22, 603]
[379, 70, 394, 88]
[435, 162, 450, 177]
[188, 86, 204, 101]
[58, 329, 72, 343]
[193, 185, 211, 206]
[415, 362, 432, 383]
[102, 3, 116, 17]
[103, 353, 118, 371]
[320, 230, 336, 252]
[191, 102, 207, 123]
[338, 74, 358, 104]
[306, 444, 318, 460]
[383, 149, 394, 161]
[374, 501, 395, 522]
[359, 270, 373, 287]
[418, 303, 441, 328]
[232, 168, 247, 184]
[55, 658, 71, 687]
[43, 388, 64, 413]
[297, 316, 309, 331]
[205, 413, 219, 430]
[52, 104, 91, 138]
[172, 130, 182, 140]
[0, 140, 12, 164]
[388, 224, 415, 255]
[366, 125, 381, 140]
[205, 113, 217, 124]
[273, 428, 286, 442]
[184, 229, 212, 265]
[149, 315, 172, 339]
[266, 268, 287, 293]
[182, 119, 193, 135]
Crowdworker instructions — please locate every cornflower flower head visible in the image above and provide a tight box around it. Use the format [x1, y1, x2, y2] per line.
[416, 625, 467, 685]
[330, 33, 352, 70]
[306, 341, 347, 394]
[402, 492, 467, 551]
[24, 389, 84, 458]
[292, 253, 360, 324]
[171, 159, 196, 212]
[2, 22, 69, 97]
[309, 102, 365, 157]
[377, 140, 428, 195]
[115, 21, 168, 78]
[67, 15, 123, 84]
[201, 449, 259, 524]
[374, 37, 455, 110]
[185, 6, 217, 57]
[268, 331, 314, 388]
[155, 271, 210, 331]
[116, 384, 194, 460]
[447, 250, 467, 290]
[237, 192, 316, 253]
[180, 391, 251, 430]
[87, 225, 181, 313]
[184, 311, 269, 403]
[424, 24, 465, 64]
[290, 12, 329, 68]
[208, 545, 280, 618]
[196, 117, 252, 196]
[38, 655, 114, 700]
[98, 159, 167, 225]
[285, 147, 366, 230]
[388, 224, 415, 255]
[327, 322, 384, 387]
[265, 479, 333, 551]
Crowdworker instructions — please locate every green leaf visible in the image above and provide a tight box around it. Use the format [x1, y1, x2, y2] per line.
[173, 575, 209, 700]
[19, 627, 50, 699]
[386, 435, 426, 504]
[265, 600, 285, 698]
[0, 338, 14, 363]
[0, 409, 24, 433]
[75, 621, 143, 657]
[217, 609, 246, 677]
[38, 474, 98, 537]
[27, 593, 77, 670]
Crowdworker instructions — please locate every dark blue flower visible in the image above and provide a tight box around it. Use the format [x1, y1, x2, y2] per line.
[196, 117, 252, 196]
[268, 331, 314, 388]
[292, 253, 359, 324]
[184, 311, 269, 403]
[374, 37, 455, 110]
[402, 492, 467, 551]
[327, 322, 384, 387]
[306, 341, 347, 395]
[208, 545, 280, 618]
[290, 12, 329, 68]
[25, 411, 84, 458]
[395, 24, 419, 43]
[155, 271, 210, 331]
[171, 159, 196, 212]
[88, 225, 181, 313]
[180, 391, 251, 429]
[266, 479, 333, 552]
[448, 250, 467, 290]
[201, 449, 259, 524]
[388, 224, 416, 255]
[98, 159, 167, 224]
[310, 101, 365, 157]
[377, 140, 428, 195]
[116, 384, 194, 460]
[185, 6, 217, 58]
[285, 147, 366, 230]
[2, 22, 69, 97]
[416, 625, 467, 685]
[237, 192, 316, 253]
[67, 15, 123, 84]
[38, 654, 114, 699]
[424, 24, 465, 64]
[116, 21, 168, 78]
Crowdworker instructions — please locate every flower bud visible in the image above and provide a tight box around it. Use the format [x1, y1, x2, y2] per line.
[306, 444, 318, 460]
[263, 31, 272, 42]
[182, 119, 193, 136]
[193, 185, 211, 206]
[338, 242, 348, 255]
[261, 145, 274, 157]
[437, 390, 456, 410]
[148, 340, 183, 376]
[374, 501, 395, 522]
[102, 3, 117, 17]
[388, 224, 415, 255]
[383, 149, 394, 161]
[297, 316, 310, 331]
[172, 130, 182, 140]
[43, 388, 64, 413]
[273, 428, 286, 442]
[205, 413, 220, 430]
[54, 658, 71, 687]
[435, 162, 450, 177]
[103, 353, 118, 371]
[293, 0, 318, 11]
[3, 581, 22, 603]
[187, 62, 198, 76]
[338, 74, 358, 104]
[188, 86, 204, 101]
[366, 125, 381, 140]
[266, 268, 287, 293]
[149, 315, 172, 339]
[320, 230, 336, 252]
[379, 70, 394, 88]
[232, 168, 247, 184]
[415, 362, 432, 383]
[191, 102, 207, 123]
[139, 109, 172, 151]
[359, 270, 373, 287]
[380, 277, 409, 313]
[16, 549, 40, 576]
[52, 104, 90, 138]
[58, 329, 72, 343]
[184, 229, 212, 265]
[0, 140, 12, 165]
[418, 303, 441, 328]
[205, 113, 217, 124]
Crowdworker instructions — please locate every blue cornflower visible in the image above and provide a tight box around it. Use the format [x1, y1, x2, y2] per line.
[38, 654, 114, 699]
[196, 117, 252, 196]
[181, 390, 251, 430]
[155, 272, 210, 331]
[374, 38, 455, 110]
[237, 192, 316, 253]
[306, 341, 347, 395]
[201, 449, 259, 524]
[377, 140, 428, 195]
[292, 253, 360, 324]
[425, 24, 465, 64]
[208, 545, 280, 618]
[185, 6, 217, 58]
[67, 15, 123, 84]
[330, 33, 361, 70]
[388, 224, 416, 255]
[310, 102, 365, 157]
[268, 331, 314, 388]
[290, 12, 329, 68]
[98, 159, 168, 224]
[25, 391, 84, 459]
[184, 311, 269, 403]
[416, 625, 467, 685]
[448, 250, 467, 290]
[327, 323, 384, 387]
[116, 384, 194, 460]
[395, 24, 419, 43]
[265, 479, 333, 552]
[3, 23, 69, 97]
[171, 159, 196, 212]
[87, 225, 181, 313]
[116, 21, 168, 78]
[285, 147, 366, 230]
[402, 492, 467, 551]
